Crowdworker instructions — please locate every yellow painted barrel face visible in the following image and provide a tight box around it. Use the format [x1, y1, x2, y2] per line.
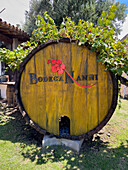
[20, 42, 113, 136]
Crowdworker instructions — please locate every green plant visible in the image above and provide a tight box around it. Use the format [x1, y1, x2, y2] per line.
[0, 5, 128, 78]
[23, 0, 127, 35]
[0, 41, 37, 71]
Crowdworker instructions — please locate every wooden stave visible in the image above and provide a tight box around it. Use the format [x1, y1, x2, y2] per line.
[15, 38, 118, 140]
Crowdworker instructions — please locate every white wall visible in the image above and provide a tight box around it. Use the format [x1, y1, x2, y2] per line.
[0, 61, 1, 76]
[0, 84, 7, 99]
[0, 61, 7, 98]
[118, 14, 128, 40]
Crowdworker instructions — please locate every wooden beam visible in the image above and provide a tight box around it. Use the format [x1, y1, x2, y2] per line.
[0, 33, 12, 44]
[0, 28, 20, 35]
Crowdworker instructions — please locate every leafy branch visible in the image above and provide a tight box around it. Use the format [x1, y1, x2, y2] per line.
[0, 6, 128, 85]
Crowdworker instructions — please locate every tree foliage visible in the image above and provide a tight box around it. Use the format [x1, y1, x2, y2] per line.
[0, 5, 128, 87]
[23, 0, 52, 35]
[23, 0, 127, 35]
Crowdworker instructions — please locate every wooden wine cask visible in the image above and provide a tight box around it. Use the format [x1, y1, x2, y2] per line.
[16, 38, 118, 139]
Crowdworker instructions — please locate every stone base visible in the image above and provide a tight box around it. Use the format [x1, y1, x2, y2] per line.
[42, 135, 84, 152]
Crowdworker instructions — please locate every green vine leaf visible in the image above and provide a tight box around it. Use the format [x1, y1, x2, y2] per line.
[0, 5, 127, 77]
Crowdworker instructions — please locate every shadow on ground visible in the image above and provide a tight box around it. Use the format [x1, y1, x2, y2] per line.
[0, 104, 128, 169]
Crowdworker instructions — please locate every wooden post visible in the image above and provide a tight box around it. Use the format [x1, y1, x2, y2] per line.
[12, 38, 19, 49]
